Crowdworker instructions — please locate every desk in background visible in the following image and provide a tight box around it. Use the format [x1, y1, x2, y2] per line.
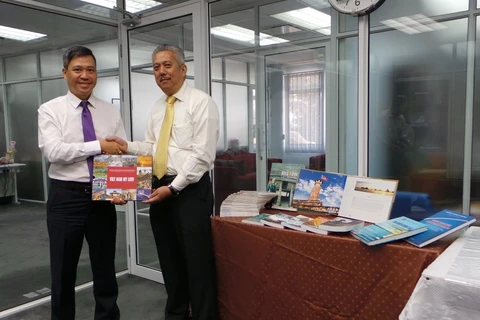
[400, 226, 480, 320]
[212, 217, 449, 320]
[0, 163, 26, 204]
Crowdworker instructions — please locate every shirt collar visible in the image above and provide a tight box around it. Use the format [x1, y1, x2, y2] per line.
[165, 81, 188, 103]
[67, 91, 98, 109]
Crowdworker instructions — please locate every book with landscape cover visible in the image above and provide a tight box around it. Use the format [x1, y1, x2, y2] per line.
[291, 169, 347, 214]
[267, 163, 305, 212]
[280, 215, 312, 232]
[405, 210, 476, 248]
[260, 213, 294, 229]
[351, 216, 427, 246]
[314, 217, 364, 232]
[301, 216, 331, 235]
[242, 213, 272, 226]
[92, 155, 152, 201]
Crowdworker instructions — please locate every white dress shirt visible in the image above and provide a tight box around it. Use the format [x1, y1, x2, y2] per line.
[38, 91, 127, 183]
[128, 82, 219, 191]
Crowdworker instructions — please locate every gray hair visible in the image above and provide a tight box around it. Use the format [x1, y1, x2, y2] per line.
[152, 44, 185, 66]
[63, 45, 96, 69]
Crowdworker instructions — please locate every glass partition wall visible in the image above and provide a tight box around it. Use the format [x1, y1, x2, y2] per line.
[0, 1, 127, 313]
[368, 0, 472, 220]
[209, 0, 480, 222]
[209, 0, 354, 214]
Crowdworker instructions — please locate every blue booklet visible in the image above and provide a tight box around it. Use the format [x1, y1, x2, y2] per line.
[351, 216, 427, 246]
[405, 210, 476, 247]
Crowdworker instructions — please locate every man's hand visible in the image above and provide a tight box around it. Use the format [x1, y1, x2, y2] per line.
[111, 196, 127, 205]
[100, 140, 127, 155]
[106, 136, 128, 149]
[143, 186, 172, 204]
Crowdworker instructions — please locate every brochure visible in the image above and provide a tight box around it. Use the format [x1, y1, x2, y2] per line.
[92, 155, 153, 201]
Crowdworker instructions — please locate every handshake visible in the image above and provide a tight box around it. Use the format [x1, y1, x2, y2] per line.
[99, 136, 128, 155]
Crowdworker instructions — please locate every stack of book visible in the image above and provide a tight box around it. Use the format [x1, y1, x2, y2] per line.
[220, 191, 276, 217]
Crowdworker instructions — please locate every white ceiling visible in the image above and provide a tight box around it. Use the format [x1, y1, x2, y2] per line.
[0, 0, 330, 66]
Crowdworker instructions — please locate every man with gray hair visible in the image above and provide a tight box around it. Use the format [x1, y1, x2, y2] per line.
[109, 44, 219, 320]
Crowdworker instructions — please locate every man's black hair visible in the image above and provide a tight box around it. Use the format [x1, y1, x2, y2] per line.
[63, 45, 97, 69]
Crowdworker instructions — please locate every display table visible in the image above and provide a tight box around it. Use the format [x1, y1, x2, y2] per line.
[0, 163, 26, 204]
[400, 226, 480, 320]
[211, 217, 450, 320]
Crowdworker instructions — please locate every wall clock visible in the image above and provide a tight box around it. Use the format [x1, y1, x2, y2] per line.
[328, 0, 386, 16]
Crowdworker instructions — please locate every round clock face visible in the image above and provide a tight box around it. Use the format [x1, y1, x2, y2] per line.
[328, 0, 386, 16]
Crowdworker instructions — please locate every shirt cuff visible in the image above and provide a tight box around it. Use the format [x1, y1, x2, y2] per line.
[171, 175, 188, 192]
[127, 141, 136, 154]
[85, 140, 101, 156]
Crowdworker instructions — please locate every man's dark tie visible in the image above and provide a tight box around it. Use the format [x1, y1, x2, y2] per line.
[80, 100, 96, 181]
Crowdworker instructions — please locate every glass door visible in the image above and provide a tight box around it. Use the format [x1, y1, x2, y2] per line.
[254, 43, 332, 191]
[122, 3, 207, 282]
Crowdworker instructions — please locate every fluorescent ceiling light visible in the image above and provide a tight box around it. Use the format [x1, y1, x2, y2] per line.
[382, 19, 420, 35]
[0, 25, 46, 42]
[381, 14, 446, 35]
[211, 24, 289, 46]
[77, 4, 111, 18]
[81, 0, 162, 13]
[271, 7, 331, 35]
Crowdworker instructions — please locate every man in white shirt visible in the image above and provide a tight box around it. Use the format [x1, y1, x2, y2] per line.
[109, 44, 219, 320]
[38, 45, 127, 320]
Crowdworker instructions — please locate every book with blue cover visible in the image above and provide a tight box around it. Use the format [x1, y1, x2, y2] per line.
[405, 210, 476, 248]
[351, 216, 427, 246]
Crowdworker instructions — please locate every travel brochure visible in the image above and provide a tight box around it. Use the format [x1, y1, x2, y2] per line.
[92, 155, 153, 201]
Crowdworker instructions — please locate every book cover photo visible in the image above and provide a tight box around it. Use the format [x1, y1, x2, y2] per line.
[406, 210, 477, 248]
[267, 163, 305, 212]
[291, 169, 347, 214]
[92, 155, 153, 201]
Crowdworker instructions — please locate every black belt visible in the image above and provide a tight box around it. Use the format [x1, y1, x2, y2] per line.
[51, 179, 92, 195]
[152, 175, 176, 188]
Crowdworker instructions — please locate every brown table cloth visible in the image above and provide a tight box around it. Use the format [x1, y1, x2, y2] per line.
[212, 216, 450, 320]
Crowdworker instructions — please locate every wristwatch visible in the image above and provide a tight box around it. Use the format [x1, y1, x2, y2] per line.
[167, 184, 180, 197]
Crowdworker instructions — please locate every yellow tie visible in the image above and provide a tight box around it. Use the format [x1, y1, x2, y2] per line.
[154, 96, 176, 178]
